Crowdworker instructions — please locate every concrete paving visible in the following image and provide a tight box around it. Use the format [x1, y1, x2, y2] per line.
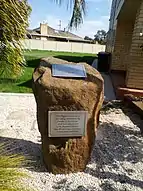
[92, 59, 116, 101]
[101, 73, 116, 101]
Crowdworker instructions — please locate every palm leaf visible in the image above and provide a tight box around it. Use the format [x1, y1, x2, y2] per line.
[69, 0, 86, 29]
[53, 0, 86, 29]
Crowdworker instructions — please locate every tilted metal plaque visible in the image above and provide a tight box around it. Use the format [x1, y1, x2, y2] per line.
[52, 64, 87, 78]
[48, 111, 88, 137]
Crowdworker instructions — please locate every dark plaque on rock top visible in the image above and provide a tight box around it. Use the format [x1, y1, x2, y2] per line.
[52, 64, 87, 78]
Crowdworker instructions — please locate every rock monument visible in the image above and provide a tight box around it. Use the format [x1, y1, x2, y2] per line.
[32, 57, 104, 174]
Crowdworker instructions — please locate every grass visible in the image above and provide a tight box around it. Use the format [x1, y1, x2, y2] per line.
[0, 50, 97, 93]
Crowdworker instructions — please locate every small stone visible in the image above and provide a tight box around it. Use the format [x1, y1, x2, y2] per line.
[75, 185, 88, 191]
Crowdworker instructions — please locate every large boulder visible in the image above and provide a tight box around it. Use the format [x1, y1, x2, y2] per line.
[32, 57, 104, 174]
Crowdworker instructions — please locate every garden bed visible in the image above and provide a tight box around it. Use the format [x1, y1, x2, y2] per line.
[0, 94, 143, 191]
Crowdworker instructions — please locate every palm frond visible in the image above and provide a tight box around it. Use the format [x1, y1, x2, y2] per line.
[69, 0, 86, 29]
[53, 0, 62, 5]
[0, 0, 31, 78]
[53, 0, 86, 29]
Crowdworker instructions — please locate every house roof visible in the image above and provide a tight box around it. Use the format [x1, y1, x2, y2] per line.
[27, 24, 84, 41]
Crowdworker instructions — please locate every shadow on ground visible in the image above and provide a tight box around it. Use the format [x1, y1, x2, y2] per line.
[18, 79, 32, 89]
[101, 101, 143, 135]
[85, 119, 143, 190]
[0, 136, 47, 173]
[0, 108, 143, 190]
[122, 103, 143, 135]
[26, 58, 41, 68]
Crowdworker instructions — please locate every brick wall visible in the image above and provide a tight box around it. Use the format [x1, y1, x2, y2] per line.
[106, 0, 118, 53]
[111, 20, 134, 71]
[126, 1, 143, 89]
[106, 29, 116, 53]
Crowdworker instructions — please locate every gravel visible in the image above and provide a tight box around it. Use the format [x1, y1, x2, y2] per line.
[0, 93, 143, 191]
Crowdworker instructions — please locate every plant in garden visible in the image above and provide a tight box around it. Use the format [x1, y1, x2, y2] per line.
[0, 0, 31, 78]
[0, 143, 31, 191]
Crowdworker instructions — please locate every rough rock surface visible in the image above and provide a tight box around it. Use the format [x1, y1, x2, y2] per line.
[32, 57, 104, 174]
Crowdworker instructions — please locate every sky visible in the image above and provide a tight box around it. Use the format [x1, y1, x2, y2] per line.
[28, 0, 112, 38]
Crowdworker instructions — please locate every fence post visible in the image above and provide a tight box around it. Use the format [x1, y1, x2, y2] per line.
[41, 40, 43, 50]
[92, 44, 94, 54]
[71, 42, 73, 52]
[56, 42, 58, 51]
[82, 43, 84, 53]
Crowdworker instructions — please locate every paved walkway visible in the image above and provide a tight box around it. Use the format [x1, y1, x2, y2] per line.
[101, 73, 116, 101]
[92, 59, 116, 101]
